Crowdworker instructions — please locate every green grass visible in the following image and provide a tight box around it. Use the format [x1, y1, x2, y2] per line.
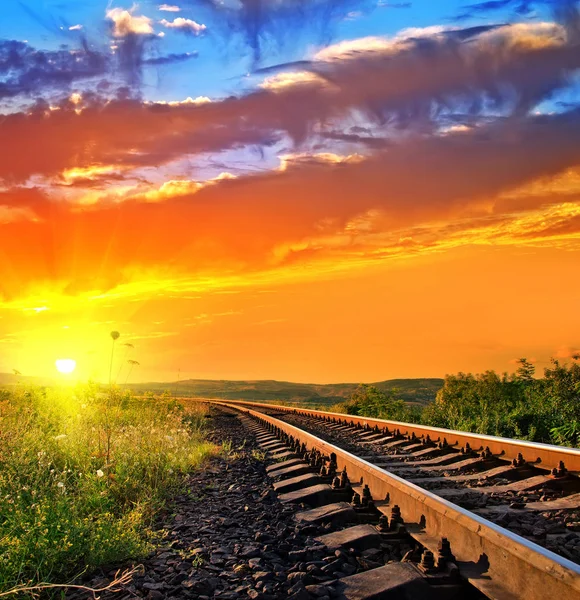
[0, 384, 216, 594]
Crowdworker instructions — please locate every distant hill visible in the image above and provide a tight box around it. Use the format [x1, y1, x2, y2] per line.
[127, 378, 444, 407]
[0, 372, 443, 407]
[0, 372, 56, 386]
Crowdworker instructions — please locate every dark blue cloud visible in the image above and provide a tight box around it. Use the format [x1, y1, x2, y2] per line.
[455, 0, 579, 21]
[0, 37, 197, 102]
[464, 0, 533, 14]
[187, 0, 377, 66]
[0, 39, 107, 100]
[143, 52, 199, 65]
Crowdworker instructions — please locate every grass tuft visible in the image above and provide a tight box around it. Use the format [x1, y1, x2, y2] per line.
[0, 384, 215, 593]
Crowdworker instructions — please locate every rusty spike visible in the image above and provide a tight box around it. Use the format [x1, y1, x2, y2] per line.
[377, 514, 389, 532]
[552, 460, 568, 477]
[419, 550, 436, 574]
[390, 504, 404, 530]
[481, 446, 492, 459]
[361, 484, 373, 506]
[436, 537, 455, 568]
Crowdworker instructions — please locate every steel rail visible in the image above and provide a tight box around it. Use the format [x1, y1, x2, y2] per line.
[213, 400, 580, 600]
[202, 399, 580, 473]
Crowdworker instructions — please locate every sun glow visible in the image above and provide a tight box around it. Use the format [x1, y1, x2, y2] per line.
[55, 358, 77, 374]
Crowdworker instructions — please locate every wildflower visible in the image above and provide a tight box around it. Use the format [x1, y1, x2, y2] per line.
[57, 482, 65, 488]
[96, 469, 104, 478]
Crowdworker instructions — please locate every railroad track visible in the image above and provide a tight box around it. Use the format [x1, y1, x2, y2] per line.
[209, 400, 580, 600]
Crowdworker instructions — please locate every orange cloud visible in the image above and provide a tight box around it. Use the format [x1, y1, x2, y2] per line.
[2, 21, 579, 185]
[555, 346, 580, 359]
[3, 16, 580, 381]
[2, 106, 580, 307]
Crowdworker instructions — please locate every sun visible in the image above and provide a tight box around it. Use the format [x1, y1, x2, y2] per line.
[55, 358, 77, 374]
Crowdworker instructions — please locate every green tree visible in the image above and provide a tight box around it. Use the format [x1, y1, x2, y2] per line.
[515, 358, 535, 383]
[543, 357, 580, 445]
[340, 384, 411, 421]
[420, 357, 580, 446]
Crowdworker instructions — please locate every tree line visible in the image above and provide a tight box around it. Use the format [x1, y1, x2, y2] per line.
[331, 358, 580, 447]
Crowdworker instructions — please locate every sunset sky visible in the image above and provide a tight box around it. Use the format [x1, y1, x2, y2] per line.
[1, 0, 580, 383]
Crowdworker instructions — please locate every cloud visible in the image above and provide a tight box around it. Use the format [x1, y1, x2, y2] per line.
[259, 71, 328, 90]
[106, 8, 154, 37]
[70, 171, 236, 204]
[150, 95, 211, 105]
[252, 19, 580, 137]
[188, 0, 377, 65]
[0, 39, 108, 100]
[555, 346, 580, 359]
[143, 51, 198, 65]
[106, 7, 158, 87]
[519, 211, 580, 239]
[160, 17, 207, 35]
[455, 0, 535, 21]
[0, 205, 38, 224]
[159, 4, 181, 11]
[0, 7, 204, 104]
[299, 21, 578, 125]
[0, 14, 578, 194]
[224, 19, 579, 146]
[2, 106, 580, 302]
[1, 18, 579, 186]
[0, 94, 277, 183]
[455, 0, 580, 25]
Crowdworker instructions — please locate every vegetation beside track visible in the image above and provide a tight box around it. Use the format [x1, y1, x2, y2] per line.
[0, 384, 216, 594]
[330, 358, 580, 447]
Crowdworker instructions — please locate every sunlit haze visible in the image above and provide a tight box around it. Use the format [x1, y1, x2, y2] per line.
[55, 358, 77, 375]
[1, 0, 580, 383]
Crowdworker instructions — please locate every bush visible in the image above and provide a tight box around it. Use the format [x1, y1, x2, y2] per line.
[0, 384, 215, 592]
[420, 359, 580, 445]
[332, 359, 580, 447]
[332, 384, 416, 422]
